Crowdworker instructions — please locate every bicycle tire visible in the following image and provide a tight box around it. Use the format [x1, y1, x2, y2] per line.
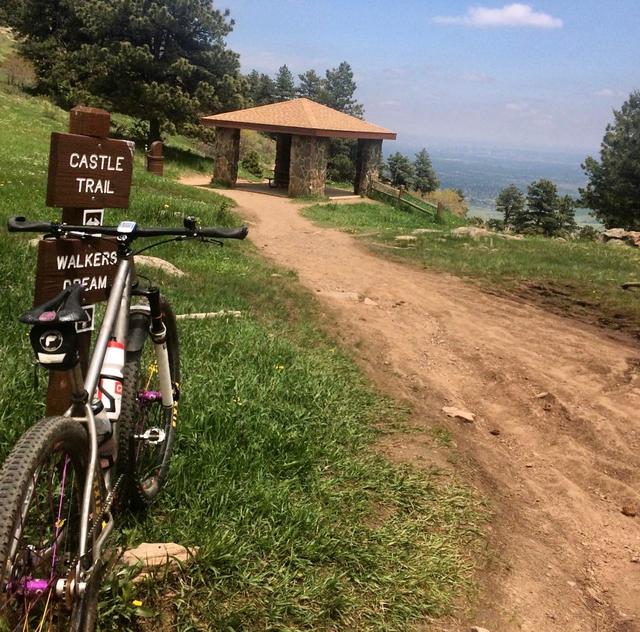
[118, 296, 180, 512]
[0, 416, 96, 631]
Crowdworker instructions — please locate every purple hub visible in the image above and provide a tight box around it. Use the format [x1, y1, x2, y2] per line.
[139, 390, 162, 403]
[21, 578, 50, 595]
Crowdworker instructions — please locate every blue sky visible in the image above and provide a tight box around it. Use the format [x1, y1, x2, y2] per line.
[220, 1, 639, 152]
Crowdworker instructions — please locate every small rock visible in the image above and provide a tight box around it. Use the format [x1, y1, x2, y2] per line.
[535, 391, 550, 399]
[363, 297, 378, 306]
[621, 504, 638, 517]
[451, 226, 494, 240]
[525, 463, 534, 468]
[494, 233, 523, 241]
[395, 235, 417, 242]
[585, 587, 603, 604]
[271, 273, 282, 277]
[567, 580, 577, 587]
[602, 228, 628, 240]
[489, 428, 500, 436]
[122, 542, 197, 569]
[630, 557, 639, 563]
[442, 406, 475, 422]
[136, 255, 186, 277]
[470, 627, 491, 632]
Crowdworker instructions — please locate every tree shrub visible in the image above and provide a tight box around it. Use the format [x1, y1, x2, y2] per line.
[241, 150, 263, 178]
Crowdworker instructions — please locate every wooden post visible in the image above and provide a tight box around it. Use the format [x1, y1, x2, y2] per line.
[436, 202, 446, 223]
[37, 106, 134, 415]
[146, 141, 163, 176]
[397, 185, 403, 207]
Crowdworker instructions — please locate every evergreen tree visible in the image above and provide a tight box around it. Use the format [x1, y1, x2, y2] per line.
[246, 70, 276, 106]
[274, 64, 295, 101]
[413, 149, 439, 194]
[525, 179, 561, 236]
[386, 152, 414, 187]
[323, 61, 364, 117]
[297, 69, 324, 100]
[6, 0, 244, 142]
[496, 185, 525, 229]
[557, 195, 578, 233]
[580, 91, 640, 229]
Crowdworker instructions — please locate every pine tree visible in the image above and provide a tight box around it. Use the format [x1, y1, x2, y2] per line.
[246, 70, 276, 106]
[6, 0, 244, 142]
[274, 64, 295, 101]
[580, 91, 640, 229]
[525, 179, 562, 236]
[386, 152, 414, 187]
[557, 195, 578, 233]
[323, 62, 364, 117]
[413, 149, 439, 194]
[496, 185, 525, 229]
[297, 69, 324, 100]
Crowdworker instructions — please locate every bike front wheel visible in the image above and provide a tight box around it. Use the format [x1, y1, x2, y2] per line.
[0, 416, 96, 631]
[118, 297, 180, 512]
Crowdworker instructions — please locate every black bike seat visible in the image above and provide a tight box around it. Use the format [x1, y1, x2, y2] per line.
[20, 285, 90, 325]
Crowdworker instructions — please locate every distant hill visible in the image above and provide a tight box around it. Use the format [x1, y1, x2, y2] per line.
[386, 142, 600, 226]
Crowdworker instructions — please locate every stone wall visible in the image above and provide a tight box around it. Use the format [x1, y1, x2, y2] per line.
[354, 139, 382, 195]
[212, 127, 240, 187]
[274, 134, 292, 188]
[289, 135, 330, 197]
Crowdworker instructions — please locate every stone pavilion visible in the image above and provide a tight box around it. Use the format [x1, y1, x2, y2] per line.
[201, 98, 396, 197]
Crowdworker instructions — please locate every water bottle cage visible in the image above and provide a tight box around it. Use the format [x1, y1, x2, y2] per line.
[28, 323, 79, 370]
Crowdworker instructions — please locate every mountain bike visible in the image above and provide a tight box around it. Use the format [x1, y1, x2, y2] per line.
[0, 215, 247, 631]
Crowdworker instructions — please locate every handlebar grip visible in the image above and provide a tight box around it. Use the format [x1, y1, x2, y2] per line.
[7, 216, 56, 233]
[198, 225, 249, 240]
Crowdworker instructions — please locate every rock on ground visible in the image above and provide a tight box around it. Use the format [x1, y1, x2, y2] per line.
[136, 255, 186, 277]
[442, 405, 476, 422]
[395, 235, 418, 242]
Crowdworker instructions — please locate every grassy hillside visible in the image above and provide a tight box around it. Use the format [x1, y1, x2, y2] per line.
[303, 201, 640, 335]
[0, 84, 483, 629]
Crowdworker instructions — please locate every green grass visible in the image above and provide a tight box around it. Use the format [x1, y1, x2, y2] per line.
[303, 201, 640, 334]
[303, 201, 464, 234]
[0, 86, 484, 628]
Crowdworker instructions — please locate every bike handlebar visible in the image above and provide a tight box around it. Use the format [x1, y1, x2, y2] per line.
[7, 216, 249, 241]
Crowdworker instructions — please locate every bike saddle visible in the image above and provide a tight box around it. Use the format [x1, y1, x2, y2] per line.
[20, 285, 90, 325]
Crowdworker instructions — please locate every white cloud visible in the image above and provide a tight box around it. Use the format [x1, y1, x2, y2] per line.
[434, 4, 563, 29]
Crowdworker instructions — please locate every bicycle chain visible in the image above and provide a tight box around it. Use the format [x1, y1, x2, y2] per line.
[69, 473, 125, 574]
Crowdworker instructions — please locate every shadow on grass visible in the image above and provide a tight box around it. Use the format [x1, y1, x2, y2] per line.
[164, 144, 212, 174]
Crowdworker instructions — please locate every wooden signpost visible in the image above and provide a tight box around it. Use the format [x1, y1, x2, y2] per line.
[37, 106, 134, 414]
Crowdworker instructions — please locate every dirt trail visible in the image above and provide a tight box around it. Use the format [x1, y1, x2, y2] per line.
[184, 177, 640, 631]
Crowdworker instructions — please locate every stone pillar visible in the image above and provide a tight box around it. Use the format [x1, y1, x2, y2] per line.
[274, 134, 292, 188]
[288, 135, 330, 197]
[354, 139, 382, 195]
[212, 127, 240, 187]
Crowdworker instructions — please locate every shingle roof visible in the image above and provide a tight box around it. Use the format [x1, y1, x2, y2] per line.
[201, 98, 396, 140]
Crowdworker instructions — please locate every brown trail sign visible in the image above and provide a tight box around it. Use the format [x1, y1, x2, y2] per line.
[46, 133, 133, 208]
[35, 106, 134, 414]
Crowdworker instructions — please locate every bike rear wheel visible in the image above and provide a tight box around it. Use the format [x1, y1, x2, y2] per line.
[118, 297, 180, 512]
[0, 416, 94, 631]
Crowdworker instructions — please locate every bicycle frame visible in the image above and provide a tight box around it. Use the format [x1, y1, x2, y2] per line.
[61, 251, 175, 589]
